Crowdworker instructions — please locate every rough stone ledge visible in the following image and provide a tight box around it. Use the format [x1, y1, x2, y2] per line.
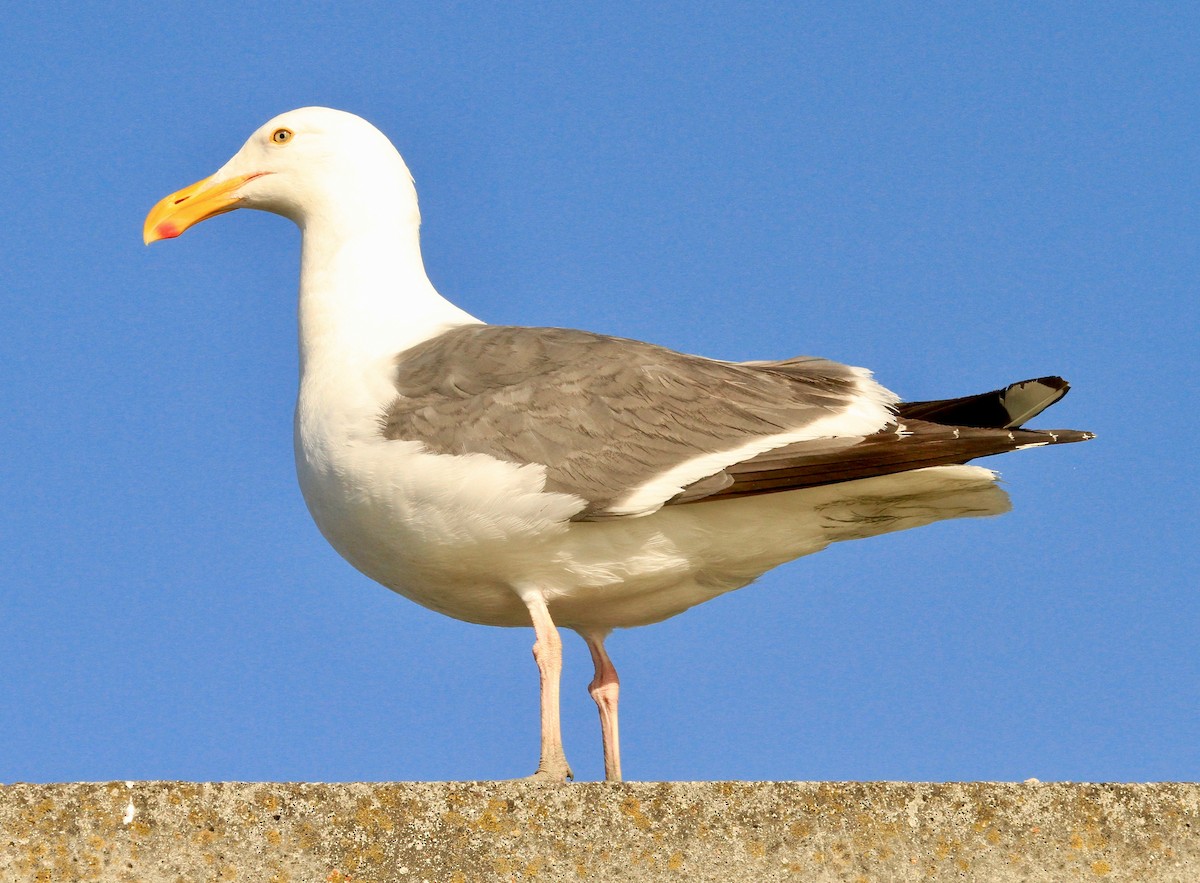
[2, 781, 1197, 882]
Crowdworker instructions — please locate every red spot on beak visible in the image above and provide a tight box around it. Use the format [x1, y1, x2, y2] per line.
[156, 222, 181, 240]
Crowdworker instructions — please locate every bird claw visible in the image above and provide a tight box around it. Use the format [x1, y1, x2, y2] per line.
[526, 761, 574, 783]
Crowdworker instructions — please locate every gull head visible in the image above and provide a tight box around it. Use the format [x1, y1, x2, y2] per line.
[144, 107, 419, 244]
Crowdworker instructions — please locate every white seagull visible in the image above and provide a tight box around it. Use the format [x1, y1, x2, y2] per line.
[145, 107, 1092, 782]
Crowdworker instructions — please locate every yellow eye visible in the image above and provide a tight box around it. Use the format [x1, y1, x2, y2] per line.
[271, 128, 293, 144]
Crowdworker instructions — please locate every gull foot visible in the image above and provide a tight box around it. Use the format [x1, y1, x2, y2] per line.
[526, 760, 574, 782]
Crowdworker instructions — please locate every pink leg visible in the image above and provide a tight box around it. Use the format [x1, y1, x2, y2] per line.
[580, 630, 622, 782]
[522, 593, 573, 781]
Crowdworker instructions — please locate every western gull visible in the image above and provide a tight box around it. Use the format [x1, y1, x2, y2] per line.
[144, 107, 1092, 782]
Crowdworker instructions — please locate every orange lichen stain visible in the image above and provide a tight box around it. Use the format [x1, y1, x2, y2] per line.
[876, 819, 904, 840]
[524, 857, 546, 877]
[267, 873, 290, 883]
[746, 840, 766, 858]
[353, 802, 395, 833]
[476, 798, 514, 834]
[789, 821, 812, 839]
[266, 828, 282, 845]
[83, 854, 103, 879]
[492, 857, 515, 876]
[1081, 822, 1108, 850]
[295, 820, 320, 852]
[1030, 826, 1041, 834]
[574, 861, 590, 877]
[325, 871, 352, 882]
[194, 828, 219, 846]
[667, 852, 684, 871]
[631, 849, 657, 869]
[442, 810, 468, 827]
[1070, 833, 1084, 850]
[620, 797, 652, 831]
[171, 783, 205, 802]
[957, 859, 970, 871]
[125, 819, 150, 839]
[449, 872, 466, 883]
[87, 835, 107, 850]
[1091, 860, 1112, 876]
[986, 828, 1002, 845]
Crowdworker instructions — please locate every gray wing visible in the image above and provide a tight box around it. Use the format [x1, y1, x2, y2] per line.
[379, 325, 883, 518]
[379, 325, 1093, 520]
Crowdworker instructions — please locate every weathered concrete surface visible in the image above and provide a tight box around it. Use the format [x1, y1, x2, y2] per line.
[1, 781, 1197, 882]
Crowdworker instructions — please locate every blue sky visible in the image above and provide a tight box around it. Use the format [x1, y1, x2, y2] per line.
[2, 4, 1196, 783]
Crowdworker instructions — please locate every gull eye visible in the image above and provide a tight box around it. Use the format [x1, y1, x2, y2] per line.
[271, 128, 293, 144]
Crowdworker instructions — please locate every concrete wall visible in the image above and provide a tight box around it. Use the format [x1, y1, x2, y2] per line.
[2, 781, 1197, 882]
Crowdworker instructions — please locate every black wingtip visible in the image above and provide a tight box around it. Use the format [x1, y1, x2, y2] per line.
[898, 375, 1075, 430]
[999, 377, 1072, 428]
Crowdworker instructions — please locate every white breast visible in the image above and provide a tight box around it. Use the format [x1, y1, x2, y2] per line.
[292, 358, 591, 625]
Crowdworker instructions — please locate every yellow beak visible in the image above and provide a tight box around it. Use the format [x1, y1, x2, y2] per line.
[143, 173, 258, 244]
